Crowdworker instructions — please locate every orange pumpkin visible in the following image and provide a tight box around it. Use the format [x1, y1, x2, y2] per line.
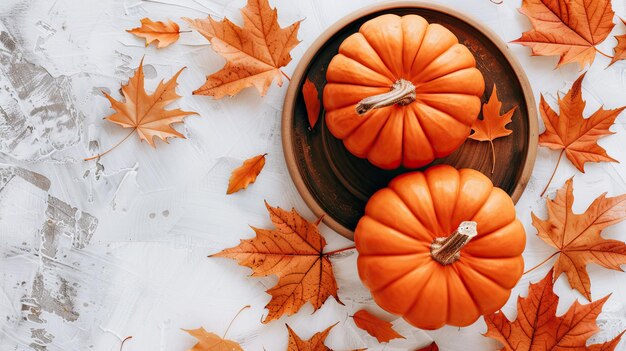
[323, 14, 485, 170]
[354, 165, 525, 329]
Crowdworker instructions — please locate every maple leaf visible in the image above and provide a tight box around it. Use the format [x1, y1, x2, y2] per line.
[227, 153, 267, 194]
[415, 342, 439, 351]
[610, 18, 626, 66]
[352, 310, 404, 343]
[212, 201, 342, 323]
[469, 84, 517, 174]
[183, 306, 249, 351]
[302, 78, 320, 129]
[183, 328, 243, 351]
[538, 73, 624, 195]
[512, 0, 616, 69]
[485, 269, 625, 351]
[85, 59, 196, 160]
[531, 177, 626, 300]
[184, 0, 301, 98]
[287, 324, 336, 351]
[127, 18, 181, 48]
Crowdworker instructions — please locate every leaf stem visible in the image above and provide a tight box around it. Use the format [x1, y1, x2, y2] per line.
[325, 246, 356, 256]
[223, 305, 250, 339]
[280, 70, 291, 82]
[540, 150, 564, 197]
[523, 251, 559, 275]
[489, 139, 496, 174]
[84, 129, 136, 161]
[314, 214, 325, 226]
[490, 0, 503, 4]
[179, 30, 192, 33]
[120, 336, 133, 351]
[596, 48, 614, 59]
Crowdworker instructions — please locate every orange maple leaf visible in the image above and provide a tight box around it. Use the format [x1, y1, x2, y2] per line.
[127, 18, 181, 48]
[227, 153, 267, 194]
[302, 78, 321, 129]
[610, 18, 626, 66]
[85, 59, 196, 160]
[287, 324, 336, 351]
[415, 342, 439, 351]
[538, 73, 624, 195]
[183, 328, 242, 351]
[212, 201, 342, 323]
[352, 310, 404, 343]
[183, 306, 249, 351]
[485, 269, 624, 351]
[512, 0, 616, 69]
[184, 0, 301, 98]
[531, 178, 626, 300]
[469, 84, 517, 174]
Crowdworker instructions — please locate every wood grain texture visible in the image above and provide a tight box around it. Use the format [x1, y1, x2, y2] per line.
[282, 1, 538, 239]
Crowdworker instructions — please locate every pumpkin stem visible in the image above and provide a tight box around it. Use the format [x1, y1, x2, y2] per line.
[355, 79, 416, 115]
[431, 221, 477, 265]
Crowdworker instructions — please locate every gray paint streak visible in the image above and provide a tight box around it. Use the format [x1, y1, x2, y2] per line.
[0, 25, 83, 161]
[0, 165, 99, 350]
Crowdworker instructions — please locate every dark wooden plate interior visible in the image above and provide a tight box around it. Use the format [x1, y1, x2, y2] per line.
[283, 2, 537, 239]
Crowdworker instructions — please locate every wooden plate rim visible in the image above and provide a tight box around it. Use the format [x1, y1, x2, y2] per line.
[281, 1, 538, 240]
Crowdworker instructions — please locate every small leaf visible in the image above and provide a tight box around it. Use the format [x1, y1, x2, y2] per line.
[227, 154, 267, 194]
[302, 78, 320, 129]
[610, 18, 626, 66]
[212, 201, 341, 323]
[182, 306, 249, 351]
[484, 268, 624, 350]
[127, 18, 181, 48]
[469, 84, 516, 173]
[184, 0, 301, 98]
[287, 324, 335, 351]
[352, 310, 404, 343]
[183, 328, 243, 351]
[415, 342, 439, 351]
[532, 178, 626, 300]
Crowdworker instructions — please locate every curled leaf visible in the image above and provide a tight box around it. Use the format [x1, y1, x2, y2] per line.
[227, 154, 267, 194]
[302, 78, 320, 129]
[352, 310, 404, 343]
[127, 18, 181, 48]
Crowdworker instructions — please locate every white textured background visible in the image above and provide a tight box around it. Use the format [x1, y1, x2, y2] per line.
[0, 0, 625, 350]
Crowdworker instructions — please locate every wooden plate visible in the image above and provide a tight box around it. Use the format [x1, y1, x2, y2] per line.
[282, 1, 538, 240]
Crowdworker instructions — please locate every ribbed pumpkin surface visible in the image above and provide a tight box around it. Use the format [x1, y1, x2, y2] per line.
[323, 14, 485, 169]
[355, 165, 525, 329]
